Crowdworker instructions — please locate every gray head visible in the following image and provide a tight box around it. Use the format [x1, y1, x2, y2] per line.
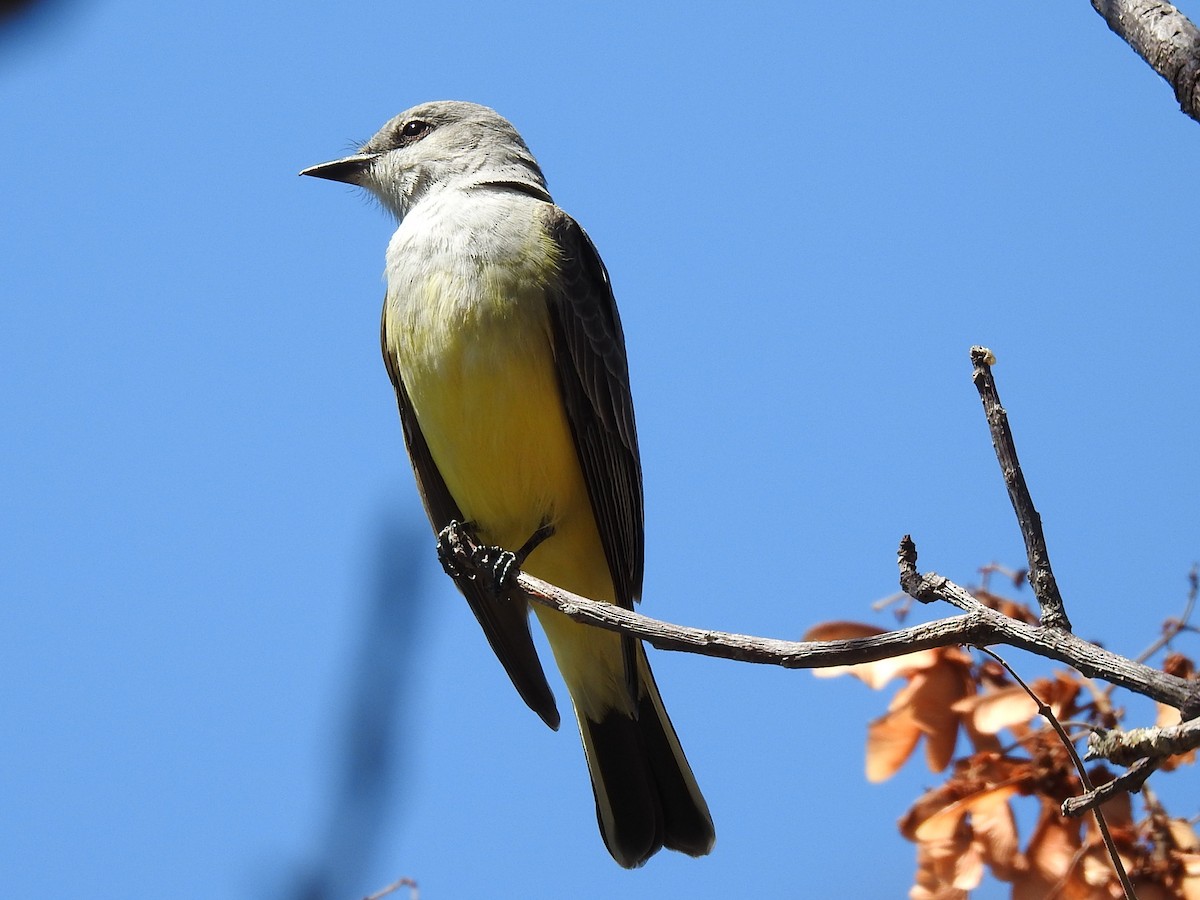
[301, 101, 550, 220]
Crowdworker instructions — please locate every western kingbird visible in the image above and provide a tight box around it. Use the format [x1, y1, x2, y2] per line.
[301, 100, 714, 867]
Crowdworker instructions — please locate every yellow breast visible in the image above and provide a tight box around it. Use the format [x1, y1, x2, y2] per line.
[381, 208, 589, 560]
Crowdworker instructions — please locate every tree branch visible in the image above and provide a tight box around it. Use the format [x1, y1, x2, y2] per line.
[1091, 0, 1200, 124]
[970, 347, 1071, 632]
[433, 530, 1193, 710]
[1062, 759, 1160, 816]
[897, 536, 1189, 706]
[1084, 717, 1200, 766]
[514, 558, 989, 668]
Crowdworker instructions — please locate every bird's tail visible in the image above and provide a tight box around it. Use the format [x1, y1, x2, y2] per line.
[577, 646, 715, 868]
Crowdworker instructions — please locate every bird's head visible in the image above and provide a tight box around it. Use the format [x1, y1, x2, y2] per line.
[300, 100, 550, 220]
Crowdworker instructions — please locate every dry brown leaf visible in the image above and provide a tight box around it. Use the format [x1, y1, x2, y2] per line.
[954, 685, 1038, 736]
[867, 705, 922, 783]
[803, 621, 886, 642]
[1012, 673, 1082, 724]
[972, 589, 1039, 624]
[909, 817, 982, 898]
[953, 671, 1084, 751]
[909, 662, 973, 774]
[1042, 672, 1082, 720]
[1025, 805, 1082, 879]
[901, 781, 962, 842]
[1011, 804, 1090, 900]
[805, 620, 940, 689]
[958, 709, 1005, 756]
[969, 785, 1022, 882]
[1079, 843, 1134, 893]
[903, 766, 1023, 861]
[910, 834, 972, 900]
[901, 754, 1031, 844]
[1180, 852, 1200, 900]
[1071, 768, 1133, 850]
[911, 798, 968, 845]
[1156, 703, 1183, 728]
[911, 784, 1019, 845]
[1168, 819, 1200, 853]
[909, 883, 968, 900]
[1163, 652, 1195, 680]
[950, 842, 985, 892]
[909, 884, 969, 900]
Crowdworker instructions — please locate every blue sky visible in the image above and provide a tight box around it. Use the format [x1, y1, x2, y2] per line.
[4, 2, 1199, 897]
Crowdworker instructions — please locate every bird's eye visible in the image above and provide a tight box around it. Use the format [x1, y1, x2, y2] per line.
[397, 120, 432, 144]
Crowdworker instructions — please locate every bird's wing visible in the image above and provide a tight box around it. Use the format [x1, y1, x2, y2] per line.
[544, 208, 645, 695]
[381, 314, 561, 730]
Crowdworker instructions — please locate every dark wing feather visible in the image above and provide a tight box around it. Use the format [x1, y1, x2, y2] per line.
[381, 315, 560, 730]
[544, 209, 645, 698]
[544, 209, 644, 606]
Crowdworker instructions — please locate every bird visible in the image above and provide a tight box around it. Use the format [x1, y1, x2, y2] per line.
[301, 100, 714, 867]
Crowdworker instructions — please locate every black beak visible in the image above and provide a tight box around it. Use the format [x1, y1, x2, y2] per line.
[299, 153, 377, 185]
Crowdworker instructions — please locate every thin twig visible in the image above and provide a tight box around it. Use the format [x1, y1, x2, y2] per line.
[978, 562, 1028, 592]
[978, 648, 1136, 900]
[969, 346, 1071, 632]
[364, 877, 418, 900]
[1063, 759, 1160, 817]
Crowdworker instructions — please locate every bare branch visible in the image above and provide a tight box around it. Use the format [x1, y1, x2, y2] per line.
[896, 536, 1190, 708]
[1084, 717, 1200, 766]
[970, 346, 1071, 632]
[428, 530, 1195, 712]
[1092, 0, 1200, 124]
[514, 560, 989, 668]
[1063, 759, 1160, 816]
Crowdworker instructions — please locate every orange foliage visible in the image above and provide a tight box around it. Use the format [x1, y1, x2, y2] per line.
[809, 585, 1200, 900]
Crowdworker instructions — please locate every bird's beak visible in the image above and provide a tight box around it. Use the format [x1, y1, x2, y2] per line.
[299, 153, 377, 184]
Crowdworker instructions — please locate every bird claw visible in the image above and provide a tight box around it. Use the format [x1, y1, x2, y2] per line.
[436, 519, 473, 580]
[486, 549, 520, 593]
[436, 519, 538, 595]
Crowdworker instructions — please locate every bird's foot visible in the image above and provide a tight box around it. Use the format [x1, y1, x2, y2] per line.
[436, 520, 556, 595]
[436, 519, 476, 581]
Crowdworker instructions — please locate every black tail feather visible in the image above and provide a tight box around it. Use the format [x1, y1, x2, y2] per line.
[580, 652, 714, 868]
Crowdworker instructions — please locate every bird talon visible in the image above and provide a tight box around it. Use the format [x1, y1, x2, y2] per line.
[490, 550, 520, 593]
[436, 519, 475, 580]
[437, 519, 524, 593]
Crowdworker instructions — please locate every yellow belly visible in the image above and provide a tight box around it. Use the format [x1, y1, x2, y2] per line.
[389, 272, 579, 550]
[383, 262, 629, 718]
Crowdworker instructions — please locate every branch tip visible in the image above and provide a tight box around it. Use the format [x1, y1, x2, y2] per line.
[897, 535, 938, 604]
[970, 345, 997, 367]
[968, 345, 1073, 633]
